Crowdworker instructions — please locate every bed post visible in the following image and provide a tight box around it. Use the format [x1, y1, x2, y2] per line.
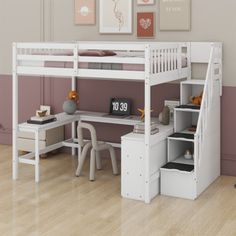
[144, 44, 151, 203]
[187, 42, 191, 80]
[71, 43, 78, 156]
[12, 42, 19, 180]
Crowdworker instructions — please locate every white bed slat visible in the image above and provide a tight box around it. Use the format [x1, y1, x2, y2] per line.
[78, 56, 145, 64]
[16, 43, 75, 50]
[17, 66, 75, 77]
[78, 69, 145, 81]
[17, 55, 74, 62]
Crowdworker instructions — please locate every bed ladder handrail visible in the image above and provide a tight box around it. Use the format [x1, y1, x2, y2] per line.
[194, 43, 222, 179]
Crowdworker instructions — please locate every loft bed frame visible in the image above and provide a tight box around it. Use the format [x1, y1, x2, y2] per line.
[12, 41, 221, 203]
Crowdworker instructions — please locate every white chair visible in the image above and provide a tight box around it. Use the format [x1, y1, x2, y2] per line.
[76, 122, 119, 181]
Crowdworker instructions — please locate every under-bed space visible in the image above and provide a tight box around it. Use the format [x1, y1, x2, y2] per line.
[15, 42, 190, 84]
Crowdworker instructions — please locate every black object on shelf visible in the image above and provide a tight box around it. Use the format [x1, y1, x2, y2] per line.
[27, 118, 57, 125]
[176, 104, 200, 110]
[162, 162, 194, 172]
[169, 132, 194, 140]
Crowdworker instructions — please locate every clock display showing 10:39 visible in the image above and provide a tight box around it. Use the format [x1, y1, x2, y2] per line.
[110, 98, 131, 116]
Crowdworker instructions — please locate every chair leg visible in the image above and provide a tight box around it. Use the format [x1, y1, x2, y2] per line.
[109, 147, 119, 175]
[89, 148, 96, 181]
[75, 143, 91, 177]
[78, 145, 82, 165]
[96, 151, 102, 170]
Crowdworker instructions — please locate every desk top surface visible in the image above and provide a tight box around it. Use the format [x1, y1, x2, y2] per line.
[18, 111, 151, 132]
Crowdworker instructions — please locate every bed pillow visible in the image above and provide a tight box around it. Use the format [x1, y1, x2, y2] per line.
[79, 50, 116, 57]
[103, 50, 117, 56]
[79, 50, 106, 57]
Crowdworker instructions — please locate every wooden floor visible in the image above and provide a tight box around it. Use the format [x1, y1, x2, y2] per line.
[0, 145, 236, 236]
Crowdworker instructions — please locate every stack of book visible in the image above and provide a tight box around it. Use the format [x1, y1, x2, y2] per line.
[27, 115, 57, 124]
[133, 122, 159, 135]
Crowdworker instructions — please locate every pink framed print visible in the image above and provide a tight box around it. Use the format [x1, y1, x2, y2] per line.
[75, 0, 95, 25]
[137, 0, 155, 5]
[137, 12, 154, 38]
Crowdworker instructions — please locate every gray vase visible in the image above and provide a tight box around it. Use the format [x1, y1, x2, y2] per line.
[159, 106, 170, 125]
[63, 100, 77, 115]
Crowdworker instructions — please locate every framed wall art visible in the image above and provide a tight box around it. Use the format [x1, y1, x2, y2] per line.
[137, 12, 154, 38]
[75, 0, 95, 25]
[99, 0, 132, 34]
[160, 0, 191, 31]
[137, 0, 155, 5]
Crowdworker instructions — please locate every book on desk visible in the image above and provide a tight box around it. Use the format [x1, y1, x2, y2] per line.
[27, 115, 57, 125]
[133, 121, 159, 135]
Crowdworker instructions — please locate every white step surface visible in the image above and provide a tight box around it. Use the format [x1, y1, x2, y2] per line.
[175, 107, 200, 113]
[181, 79, 205, 85]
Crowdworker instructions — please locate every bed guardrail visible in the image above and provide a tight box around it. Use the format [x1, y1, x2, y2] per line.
[14, 42, 190, 83]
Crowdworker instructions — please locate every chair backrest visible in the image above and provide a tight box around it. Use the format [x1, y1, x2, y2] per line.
[77, 122, 98, 149]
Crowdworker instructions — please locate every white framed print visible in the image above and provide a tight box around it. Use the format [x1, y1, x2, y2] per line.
[99, 0, 132, 34]
[137, 0, 155, 5]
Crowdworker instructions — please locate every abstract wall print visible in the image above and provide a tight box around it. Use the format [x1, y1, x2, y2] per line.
[75, 0, 95, 25]
[137, 0, 155, 5]
[160, 0, 191, 31]
[99, 0, 132, 34]
[137, 12, 154, 38]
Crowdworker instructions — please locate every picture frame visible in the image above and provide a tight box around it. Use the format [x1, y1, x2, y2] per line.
[137, 12, 155, 38]
[159, 0, 191, 31]
[99, 0, 132, 34]
[75, 0, 96, 25]
[137, 0, 155, 5]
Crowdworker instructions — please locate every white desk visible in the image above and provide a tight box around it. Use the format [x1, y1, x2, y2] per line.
[14, 111, 143, 182]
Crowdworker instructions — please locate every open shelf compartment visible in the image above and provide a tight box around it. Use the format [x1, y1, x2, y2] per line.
[174, 108, 199, 133]
[160, 136, 197, 200]
[180, 79, 205, 106]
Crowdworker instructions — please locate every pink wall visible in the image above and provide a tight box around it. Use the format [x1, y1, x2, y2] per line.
[0, 74, 235, 176]
[221, 87, 236, 175]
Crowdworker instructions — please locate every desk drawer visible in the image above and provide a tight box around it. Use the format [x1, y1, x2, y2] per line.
[17, 126, 64, 152]
[18, 138, 46, 152]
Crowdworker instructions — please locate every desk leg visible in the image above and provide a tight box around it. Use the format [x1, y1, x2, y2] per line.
[12, 129, 18, 180]
[35, 131, 40, 183]
[72, 121, 76, 156]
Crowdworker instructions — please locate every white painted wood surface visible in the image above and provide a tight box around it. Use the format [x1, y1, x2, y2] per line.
[161, 43, 222, 200]
[12, 41, 222, 203]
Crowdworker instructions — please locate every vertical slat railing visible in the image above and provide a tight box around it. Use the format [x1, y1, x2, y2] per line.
[150, 44, 181, 76]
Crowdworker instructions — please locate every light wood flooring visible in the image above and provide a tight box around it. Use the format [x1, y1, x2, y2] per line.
[0, 144, 236, 236]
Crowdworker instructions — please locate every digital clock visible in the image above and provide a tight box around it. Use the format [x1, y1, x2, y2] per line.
[109, 98, 131, 116]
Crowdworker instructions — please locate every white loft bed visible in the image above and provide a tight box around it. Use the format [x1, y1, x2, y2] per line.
[12, 41, 222, 203]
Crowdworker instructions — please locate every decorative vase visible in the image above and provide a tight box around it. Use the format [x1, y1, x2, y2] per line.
[63, 100, 77, 115]
[159, 106, 170, 125]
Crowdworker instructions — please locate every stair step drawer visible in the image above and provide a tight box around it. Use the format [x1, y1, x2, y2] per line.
[160, 163, 197, 200]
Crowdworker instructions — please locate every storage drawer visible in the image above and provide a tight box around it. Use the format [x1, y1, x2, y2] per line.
[18, 138, 46, 152]
[18, 130, 46, 140]
[160, 167, 197, 200]
[17, 126, 64, 152]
